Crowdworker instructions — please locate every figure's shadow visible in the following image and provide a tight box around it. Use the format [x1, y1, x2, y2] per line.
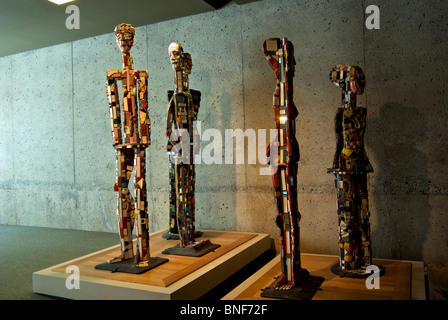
[368, 102, 429, 261]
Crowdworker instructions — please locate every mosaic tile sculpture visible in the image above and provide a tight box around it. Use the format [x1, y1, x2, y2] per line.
[97, 23, 168, 273]
[327, 64, 375, 277]
[261, 38, 323, 299]
[164, 46, 202, 241]
[164, 42, 219, 257]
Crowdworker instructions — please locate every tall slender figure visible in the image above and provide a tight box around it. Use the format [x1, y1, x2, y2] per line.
[165, 42, 197, 247]
[164, 49, 202, 240]
[262, 39, 323, 300]
[328, 64, 374, 276]
[99, 23, 167, 272]
[164, 42, 219, 257]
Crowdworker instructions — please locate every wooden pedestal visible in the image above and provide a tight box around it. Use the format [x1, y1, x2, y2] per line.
[222, 253, 426, 300]
[32, 230, 270, 300]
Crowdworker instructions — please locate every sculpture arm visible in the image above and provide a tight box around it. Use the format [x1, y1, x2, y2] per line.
[190, 89, 201, 121]
[332, 107, 344, 169]
[137, 70, 150, 146]
[106, 69, 121, 146]
[166, 91, 175, 138]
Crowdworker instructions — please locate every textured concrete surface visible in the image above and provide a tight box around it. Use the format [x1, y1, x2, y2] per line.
[0, 0, 446, 267]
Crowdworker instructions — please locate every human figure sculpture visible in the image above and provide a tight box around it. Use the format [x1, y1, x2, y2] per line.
[164, 43, 218, 256]
[261, 38, 323, 298]
[327, 64, 374, 276]
[165, 42, 196, 247]
[98, 23, 167, 272]
[164, 47, 202, 241]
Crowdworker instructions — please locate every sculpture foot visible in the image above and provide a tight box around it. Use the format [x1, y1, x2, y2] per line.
[273, 268, 310, 290]
[108, 252, 133, 264]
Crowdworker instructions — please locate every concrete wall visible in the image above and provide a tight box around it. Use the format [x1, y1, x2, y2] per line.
[0, 0, 446, 266]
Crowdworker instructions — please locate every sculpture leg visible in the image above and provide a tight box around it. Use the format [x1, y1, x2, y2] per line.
[272, 166, 300, 289]
[355, 173, 372, 267]
[175, 162, 194, 247]
[168, 159, 178, 235]
[335, 172, 360, 271]
[288, 163, 303, 282]
[134, 148, 150, 263]
[111, 148, 135, 262]
[189, 163, 196, 235]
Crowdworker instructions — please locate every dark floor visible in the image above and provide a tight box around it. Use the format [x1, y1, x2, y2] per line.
[0, 225, 119, 299]
[0, 224, 276, 300]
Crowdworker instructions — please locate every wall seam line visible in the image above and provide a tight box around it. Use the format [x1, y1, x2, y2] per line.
[71, 41, 76, 185]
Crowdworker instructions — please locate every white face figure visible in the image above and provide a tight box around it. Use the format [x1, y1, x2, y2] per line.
[168, 42, 183, 71]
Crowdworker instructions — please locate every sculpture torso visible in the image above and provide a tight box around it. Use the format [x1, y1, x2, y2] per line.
[107, 53, 150, 148]
[335, 103, 372, 174]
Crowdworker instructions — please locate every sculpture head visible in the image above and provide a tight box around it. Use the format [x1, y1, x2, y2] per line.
[115, 23, 135, 54]
[168, 42, 184, 71]
[183, 53, 192, 75]
[262, 38, 296, 80]
[329, 64, 365, 94]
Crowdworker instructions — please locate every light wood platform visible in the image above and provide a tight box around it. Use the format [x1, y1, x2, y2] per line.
[33, 230, 270, 300]
[223, 254, 426, 300]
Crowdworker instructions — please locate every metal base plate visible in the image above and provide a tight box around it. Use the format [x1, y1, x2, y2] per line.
[162, 230, 203, 240]
[331, 263, 386, 278]
[94, 257, 169, 274]
[260, 273, 324, 300]
[162, 240, 220, 257]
